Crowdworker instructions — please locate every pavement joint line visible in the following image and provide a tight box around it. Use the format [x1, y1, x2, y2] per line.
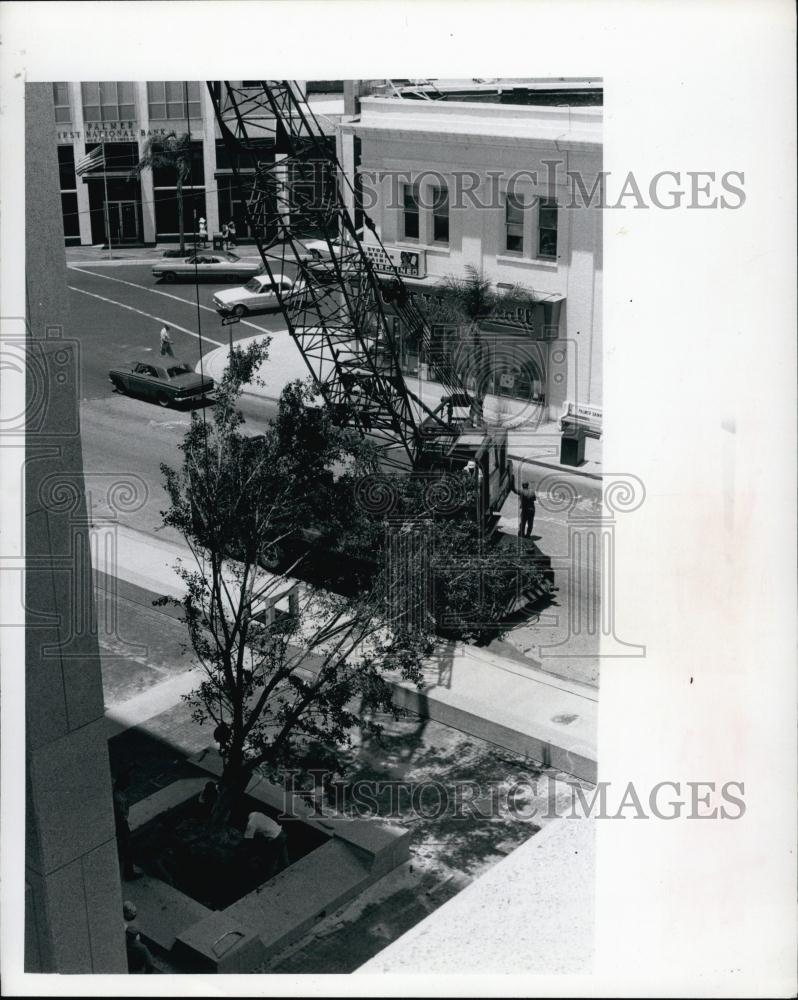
[68, 285, 226, 349]
[69, 266, 274, 336]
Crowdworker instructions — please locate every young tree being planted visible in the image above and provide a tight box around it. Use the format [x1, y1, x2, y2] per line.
[159, 342, 429, 824]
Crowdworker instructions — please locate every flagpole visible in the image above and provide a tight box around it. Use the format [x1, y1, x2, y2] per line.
[102, 136, 112, 260]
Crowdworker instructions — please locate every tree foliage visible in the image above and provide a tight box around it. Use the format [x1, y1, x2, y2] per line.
[160, 343, 429, 819]
[131, 131, 194, 252]
[425, 265, 538, 424]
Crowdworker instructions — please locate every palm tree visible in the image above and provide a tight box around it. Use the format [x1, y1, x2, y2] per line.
[131, 132, 193, 253]
[437, 265, 536, 426]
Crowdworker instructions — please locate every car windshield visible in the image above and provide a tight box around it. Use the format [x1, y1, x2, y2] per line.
[167, 364, 192, 377]
[244, 278, 262, 291]
[224, 252, 240, 261]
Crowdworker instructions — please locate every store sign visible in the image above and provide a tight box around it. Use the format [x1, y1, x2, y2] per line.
[363, 243, 426, 279]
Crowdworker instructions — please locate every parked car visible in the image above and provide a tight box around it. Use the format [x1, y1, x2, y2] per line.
[152, 250, 261, 283]
[108, 360, 214, 407]
[212, 273, 304, 316]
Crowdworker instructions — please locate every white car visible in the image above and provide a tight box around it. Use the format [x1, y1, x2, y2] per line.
[152, 250, 261, 282]
[212, 274, 302, 317]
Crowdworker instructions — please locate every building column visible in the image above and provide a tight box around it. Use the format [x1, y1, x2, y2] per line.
[25, 83, 127, 973]
[200, 83, 219, 236]
[337, 125, 357, 236]
[135, 83, 156, 243]
[68, 83, 92, 246]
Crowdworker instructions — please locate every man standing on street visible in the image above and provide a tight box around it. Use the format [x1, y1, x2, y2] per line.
[159, 324, 174, 357]
[519, 482, 537, 539]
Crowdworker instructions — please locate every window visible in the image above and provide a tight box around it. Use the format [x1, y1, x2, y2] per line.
[53, 83, 71, 123]
[506, 193, 525, 253]
[57, 146, 76, 190]
[147, 81, 202, 121]
[81, 82, 135, 122]
[85, 141, 139, 172]
[403, 182, 420, 240]
[61, 193, 79, 239]
[538, 198, 558, 258]
[431, 184, 449, 244]
[306, 80, 344, 94]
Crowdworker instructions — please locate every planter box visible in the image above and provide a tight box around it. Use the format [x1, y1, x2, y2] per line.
[126, 756, 411, 972]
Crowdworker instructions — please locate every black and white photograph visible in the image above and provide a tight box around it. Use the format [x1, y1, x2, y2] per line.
[1, 2, 795, 996]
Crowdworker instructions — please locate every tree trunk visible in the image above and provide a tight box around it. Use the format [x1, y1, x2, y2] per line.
[177, 182, 185, 254]
[210, 751, 250, 829]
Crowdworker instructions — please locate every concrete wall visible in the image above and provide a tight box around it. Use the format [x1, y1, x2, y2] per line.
[25, 82, 127, 973]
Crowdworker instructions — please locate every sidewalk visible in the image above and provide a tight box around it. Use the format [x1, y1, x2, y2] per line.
[200, 335, 602, 480]
[95, 523, 597, 782]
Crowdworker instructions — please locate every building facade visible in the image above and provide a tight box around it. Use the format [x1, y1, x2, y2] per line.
[338, 94, 603, 420]
[52, 80, 344, 247]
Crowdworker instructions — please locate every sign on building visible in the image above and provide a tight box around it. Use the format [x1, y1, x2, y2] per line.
[362, 243, 427, 278]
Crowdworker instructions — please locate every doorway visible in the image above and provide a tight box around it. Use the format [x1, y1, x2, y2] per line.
[106, 200, 140, 244]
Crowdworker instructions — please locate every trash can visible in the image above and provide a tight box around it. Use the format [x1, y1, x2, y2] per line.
[212, 234, 225, 251]
[560, 429, 586, 467]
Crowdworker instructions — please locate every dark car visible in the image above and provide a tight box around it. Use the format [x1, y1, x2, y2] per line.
[108, 360, 214, 407]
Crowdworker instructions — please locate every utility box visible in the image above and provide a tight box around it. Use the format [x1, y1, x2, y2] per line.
[560, 430, 586, 467]
[212, 234, 225, 251]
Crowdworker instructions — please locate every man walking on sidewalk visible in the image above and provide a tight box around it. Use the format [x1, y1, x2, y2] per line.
[519, 482, 537, 539]
[159, 324, 174, 357]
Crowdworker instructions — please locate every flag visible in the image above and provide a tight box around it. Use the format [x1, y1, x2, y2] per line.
[75, 146, 105, 176]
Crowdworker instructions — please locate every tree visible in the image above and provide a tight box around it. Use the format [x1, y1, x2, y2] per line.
[159, 344, 428, 824]
[131, 132, 194, 253]
[433, 266, 537, 426]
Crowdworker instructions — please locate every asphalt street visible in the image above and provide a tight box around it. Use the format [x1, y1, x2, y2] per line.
[68, 258, 601, 685]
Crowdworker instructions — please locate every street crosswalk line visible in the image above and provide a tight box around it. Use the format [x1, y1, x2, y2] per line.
[69, 265, 273, 334]
[67, 285, 226, 348]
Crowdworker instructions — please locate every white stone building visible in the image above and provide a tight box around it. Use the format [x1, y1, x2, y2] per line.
[338, 94, 603, 422]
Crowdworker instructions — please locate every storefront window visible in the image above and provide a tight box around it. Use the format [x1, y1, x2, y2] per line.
[84, 142, 139, 173]
[57, 145, 76, 191]
[151, 140, 204, 186]
[154, 187, 206, 239]
[61, 193, 80, 240]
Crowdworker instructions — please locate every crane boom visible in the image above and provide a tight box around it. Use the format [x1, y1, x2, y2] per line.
[206, 80, 464, 469]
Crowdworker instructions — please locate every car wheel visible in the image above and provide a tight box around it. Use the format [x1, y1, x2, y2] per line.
[161, 271, 176, 283]
[156, 392, 171, 408]
[233, 304, 247, 318]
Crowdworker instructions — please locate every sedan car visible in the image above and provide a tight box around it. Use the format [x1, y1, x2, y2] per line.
[152, 250, 261, 283]
[108, 360, 214, 407]
[212, 273, 304, 317]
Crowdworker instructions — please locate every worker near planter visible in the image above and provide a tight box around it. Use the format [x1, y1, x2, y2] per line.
[242, 810, 289, 877]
